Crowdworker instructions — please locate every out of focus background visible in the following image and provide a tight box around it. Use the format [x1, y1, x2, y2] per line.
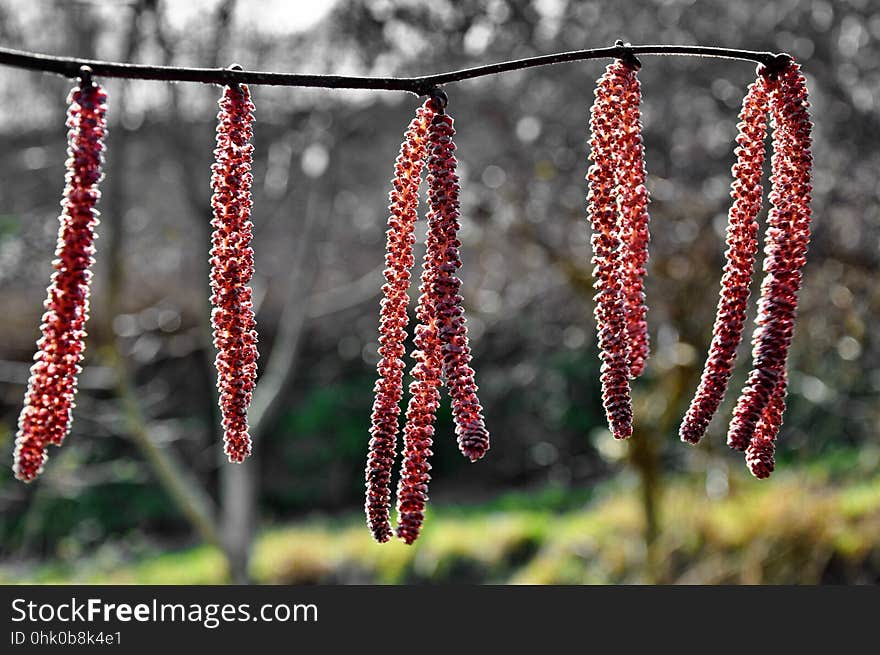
[0, 0, 877, 584]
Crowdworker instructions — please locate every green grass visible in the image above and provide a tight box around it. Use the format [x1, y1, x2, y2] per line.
[2, 468, 879, 584]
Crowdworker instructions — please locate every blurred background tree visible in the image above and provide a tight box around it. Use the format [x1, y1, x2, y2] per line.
[0, 0, 877, 584]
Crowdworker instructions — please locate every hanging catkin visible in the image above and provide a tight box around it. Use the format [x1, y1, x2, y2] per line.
[366, 99, 436, 543]
[210, 82, 259, 463]
[614, 60, 651, 379]
[366, 95, 491, 545]
[14, 73, 107, 482]
[394, 183, 444, 545]
[427, 112, 490, 463]
[728, 60, 812, 474]
[587, 60, 635, 440]
[679, 75, 770, 445]
[393, 100, 455, 545]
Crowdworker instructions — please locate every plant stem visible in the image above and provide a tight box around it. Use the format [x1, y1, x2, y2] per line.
[0, 44, 787, 95]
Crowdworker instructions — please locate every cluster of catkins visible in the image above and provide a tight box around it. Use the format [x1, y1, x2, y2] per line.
[13, 76, 261, 481]
[587, 56, 812, 478]
[365, 95, 490, 544]
[11, 55, 812, 495]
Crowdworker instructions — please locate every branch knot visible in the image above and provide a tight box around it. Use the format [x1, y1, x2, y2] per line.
[614, 40, 642, 70]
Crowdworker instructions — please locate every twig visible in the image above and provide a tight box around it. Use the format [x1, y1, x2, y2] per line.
[306, 264, 385, 319]
[0, 44, 790, 95]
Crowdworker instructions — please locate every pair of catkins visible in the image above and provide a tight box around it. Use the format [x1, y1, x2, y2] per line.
[588, 56, 812, 480]
[13, 73, 259, 481]
[364, 95, 490, 545]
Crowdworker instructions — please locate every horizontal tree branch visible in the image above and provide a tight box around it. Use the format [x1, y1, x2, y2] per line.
[0, 43, 789, 95]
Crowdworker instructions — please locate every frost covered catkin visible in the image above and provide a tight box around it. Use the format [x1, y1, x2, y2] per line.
[210, 83, 259, 463]
[14, 76, 107, 482]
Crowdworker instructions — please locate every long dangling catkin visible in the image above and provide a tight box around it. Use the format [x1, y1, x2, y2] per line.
[727, 60, 812, 461]
[614, 60, 651, 379]
[365, 99, 436, 543]
[13, 75, 107, 483]
[210, 83, 259, 463]
[426, 111, 490, 463]
[679, 74, 770, 445]
[394, 109, 446, 543]
[587, 60, 634, 440]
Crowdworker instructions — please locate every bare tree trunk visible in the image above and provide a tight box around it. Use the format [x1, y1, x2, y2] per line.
[110, 346, 223, 549]
[220, 456, 257, 583]
[62, 1, 100, 59]
[218, 191, 323, 582]
[628, 364, 692, 584]
[628, 430, 661, 582]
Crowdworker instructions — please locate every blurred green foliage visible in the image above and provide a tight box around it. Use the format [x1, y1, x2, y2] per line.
[3, 464, 879, 584]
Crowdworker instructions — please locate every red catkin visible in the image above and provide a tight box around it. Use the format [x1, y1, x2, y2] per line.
[746, 367, 787, 479]
[615, 61, 651, 379]
[679, 75, 770, 445]
[365, 99, 436, 543]
[426, 111, 490, 463]
[394, 114, 446, 543]
[394, 311, 441, 545]
[587, 60, 634, 440]
[210, 83, 259, 464]
[13, 79, 107, 483]
[727, 60, 812, 460]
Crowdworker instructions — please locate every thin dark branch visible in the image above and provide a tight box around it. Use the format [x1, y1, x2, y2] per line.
[0, 44, 788, 95]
